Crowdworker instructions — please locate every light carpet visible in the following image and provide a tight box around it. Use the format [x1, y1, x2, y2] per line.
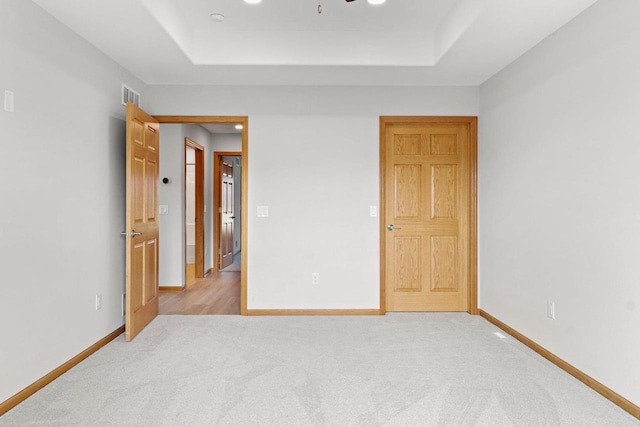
[1, 313, 638, 426]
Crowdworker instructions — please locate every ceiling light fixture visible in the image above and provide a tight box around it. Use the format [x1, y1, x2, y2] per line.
[244, 0, 262, 4]
[318, 0, 386, 14]
[235, 124, 243, 130]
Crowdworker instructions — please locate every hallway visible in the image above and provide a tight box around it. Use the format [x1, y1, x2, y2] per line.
[159, 271, 240, 315]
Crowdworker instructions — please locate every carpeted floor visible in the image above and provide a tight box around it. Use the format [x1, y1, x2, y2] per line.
[1, 313, 638, 426]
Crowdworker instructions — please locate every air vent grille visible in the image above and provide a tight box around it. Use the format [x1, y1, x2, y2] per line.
[121, 84, 140, 107]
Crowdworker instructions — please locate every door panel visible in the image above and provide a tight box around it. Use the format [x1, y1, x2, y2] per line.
[394, 236, 422, 291]
[220, 160, 234, 269]
[125, 102, 159, 341]
[383, 119, 474, 312]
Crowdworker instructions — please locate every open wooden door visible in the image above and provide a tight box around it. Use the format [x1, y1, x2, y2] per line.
[125, 102, 159, 341]
[220, 158, 235, 269]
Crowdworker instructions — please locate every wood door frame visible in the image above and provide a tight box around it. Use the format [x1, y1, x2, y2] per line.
[379, 116, 478, 315]
[154, 115, 248, 315]
[185, 138, 205, 284]
[213, 151, 242, 273]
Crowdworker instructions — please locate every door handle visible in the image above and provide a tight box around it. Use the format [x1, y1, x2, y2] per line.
[230, 216, 236, 219]
[387, 224, 401, 231]
[121, 231, 144, 237]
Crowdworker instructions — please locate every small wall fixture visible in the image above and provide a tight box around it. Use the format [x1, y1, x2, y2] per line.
[162, 177, 170, 184]
[210, 13, 225, 22]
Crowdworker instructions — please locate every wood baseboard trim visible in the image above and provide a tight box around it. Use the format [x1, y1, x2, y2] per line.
[159, 286, 184, 293]
[247, 309, 383, 316]
[479, 310, 640, 419]
[205, 268, 214, 277]
[0, 325, 125, 417]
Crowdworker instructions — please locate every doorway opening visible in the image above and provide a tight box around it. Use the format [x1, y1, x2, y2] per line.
[185, 138, 204, 288]
[156, 116, 248, 315]
[214, 152, 242, 273]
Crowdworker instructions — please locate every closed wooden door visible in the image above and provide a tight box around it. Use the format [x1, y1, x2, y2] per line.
[125, 102, 159, 341]
[382, 117, 477, 312]
[220, 159, 234, 269]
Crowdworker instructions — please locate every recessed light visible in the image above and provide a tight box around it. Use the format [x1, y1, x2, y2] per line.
[367, 0, 386, 4]
[244, 0, 262, 4]
[210, 13, 225, 22]
[235, 124, 243, 130]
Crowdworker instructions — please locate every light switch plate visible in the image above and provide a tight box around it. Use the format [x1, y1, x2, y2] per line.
[257, 206, 269, 217]
[4, 90, 14, 113]
[159, 205, 169, 215]
[370, 206, 377, 217]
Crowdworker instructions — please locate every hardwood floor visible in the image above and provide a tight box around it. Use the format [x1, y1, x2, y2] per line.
[159, 271, 240, 315]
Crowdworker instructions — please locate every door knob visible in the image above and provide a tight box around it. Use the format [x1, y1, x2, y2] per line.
[131, 231, 144, 237]
[387, 224, 401, 231]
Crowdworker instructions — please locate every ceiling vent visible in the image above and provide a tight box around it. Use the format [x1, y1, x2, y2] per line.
[121, 83, 140, 107]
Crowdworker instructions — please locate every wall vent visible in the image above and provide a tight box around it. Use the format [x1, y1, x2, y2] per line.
[121, 84, 140, 107]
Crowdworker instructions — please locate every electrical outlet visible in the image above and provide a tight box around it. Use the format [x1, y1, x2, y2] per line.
[311, 273, 320, 285]
[95, 294, 102, 311]
[547, 301, 555, 319]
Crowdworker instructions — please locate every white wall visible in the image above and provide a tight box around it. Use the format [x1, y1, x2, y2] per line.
[0, 0, 147, 404]
[479, 0, 640, 407]
[158, 125, 184, 286]
[147, 86, 479, 309]
[212, 133, 242, 152]
[158, 124, 215, 286]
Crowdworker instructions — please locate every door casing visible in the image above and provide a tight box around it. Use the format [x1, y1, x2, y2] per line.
[154, 116, 248, 315]
[379, 116, 478, 315]
[185, 138, 205, 284]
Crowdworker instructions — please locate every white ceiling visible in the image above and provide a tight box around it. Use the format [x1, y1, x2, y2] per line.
[32, 0, 599, 86]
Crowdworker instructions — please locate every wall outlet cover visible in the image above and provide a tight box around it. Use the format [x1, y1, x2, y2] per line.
[4, 90, 14, 113]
